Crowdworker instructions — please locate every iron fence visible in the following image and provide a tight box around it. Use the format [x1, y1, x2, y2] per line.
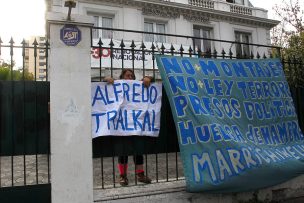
[90, 27, 304, 189]
[0, 37, 51, 202]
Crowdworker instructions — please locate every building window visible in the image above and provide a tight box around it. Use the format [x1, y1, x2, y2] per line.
[226, 0, 245, 5]
[39, 69, 45, 73]
[144, 22, 166, 43]
[93, 16, 113, 39]
[235, 0, 244, 5]
[193, 26, 212, 53]
[39, 62, 46, 66]
[235, 31, 251, 58]
[39, 55, 46, 60]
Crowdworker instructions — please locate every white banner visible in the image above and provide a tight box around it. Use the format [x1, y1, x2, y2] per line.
[91, 39, 190, 69]
[91, 80, 162, 138]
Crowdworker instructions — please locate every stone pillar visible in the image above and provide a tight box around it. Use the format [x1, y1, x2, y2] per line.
[47, 12, 94, 203]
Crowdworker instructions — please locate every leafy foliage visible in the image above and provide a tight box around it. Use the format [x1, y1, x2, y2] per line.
[0, 61, 34, 81]
[284, 32, 304, 59]
[272, 0, 304, 86]
[272, 1, 303, 46]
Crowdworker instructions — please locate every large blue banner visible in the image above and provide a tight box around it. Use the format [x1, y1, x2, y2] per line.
[156, 56, 304, 193]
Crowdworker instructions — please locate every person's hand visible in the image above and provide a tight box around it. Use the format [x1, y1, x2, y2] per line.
[142, 76, 152, 87]
[104, 77, 114, 84]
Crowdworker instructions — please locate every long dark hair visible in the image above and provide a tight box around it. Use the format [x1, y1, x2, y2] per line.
[119, 68, 136, 80]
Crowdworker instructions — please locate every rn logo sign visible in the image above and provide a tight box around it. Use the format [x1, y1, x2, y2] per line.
[60, 25, 81, 46]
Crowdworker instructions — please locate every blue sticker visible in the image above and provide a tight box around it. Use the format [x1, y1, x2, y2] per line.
[60, 24, 82, 46]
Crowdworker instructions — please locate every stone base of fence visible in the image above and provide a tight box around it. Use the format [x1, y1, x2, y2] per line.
[94, 175, 304, 203]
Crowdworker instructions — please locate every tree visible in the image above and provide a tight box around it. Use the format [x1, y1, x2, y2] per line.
[272, 0, 303, 49]
[274, 0, 303, 33]
[272, 0, 304, 86]
[0, 60, 34, 81]
[284, 32, 304, 60]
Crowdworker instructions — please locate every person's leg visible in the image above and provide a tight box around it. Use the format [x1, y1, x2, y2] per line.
[134, 155, 151, 184]
[134, 155, 144, 174]
[118, 156, 129, 186]
[118, 156, 128, 175]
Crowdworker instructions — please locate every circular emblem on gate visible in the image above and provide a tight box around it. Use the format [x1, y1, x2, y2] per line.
[60, 24, 82, 46]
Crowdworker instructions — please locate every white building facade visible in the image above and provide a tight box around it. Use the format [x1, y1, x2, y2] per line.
[46, 0, 279, 79]
[47, 0, 278, 50]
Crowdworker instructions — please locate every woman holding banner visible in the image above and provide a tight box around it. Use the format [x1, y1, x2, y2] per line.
[104, 68, 153, 186]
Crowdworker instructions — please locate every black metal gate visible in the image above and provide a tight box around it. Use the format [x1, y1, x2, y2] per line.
[0, 38, 51, 203]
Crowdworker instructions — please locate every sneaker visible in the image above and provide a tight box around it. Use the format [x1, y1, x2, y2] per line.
[119, 175, 128, 186]
[137, 172, 151, 184]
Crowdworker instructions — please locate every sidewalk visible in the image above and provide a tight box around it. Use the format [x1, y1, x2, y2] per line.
[0, 155, 49, 187]
[94, 179, 186, 202]
[1, 154, 304, 202]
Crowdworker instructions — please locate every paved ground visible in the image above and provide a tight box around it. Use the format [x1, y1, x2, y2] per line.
[0, 155, 49, 187]
[0, 153, 184, 188]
